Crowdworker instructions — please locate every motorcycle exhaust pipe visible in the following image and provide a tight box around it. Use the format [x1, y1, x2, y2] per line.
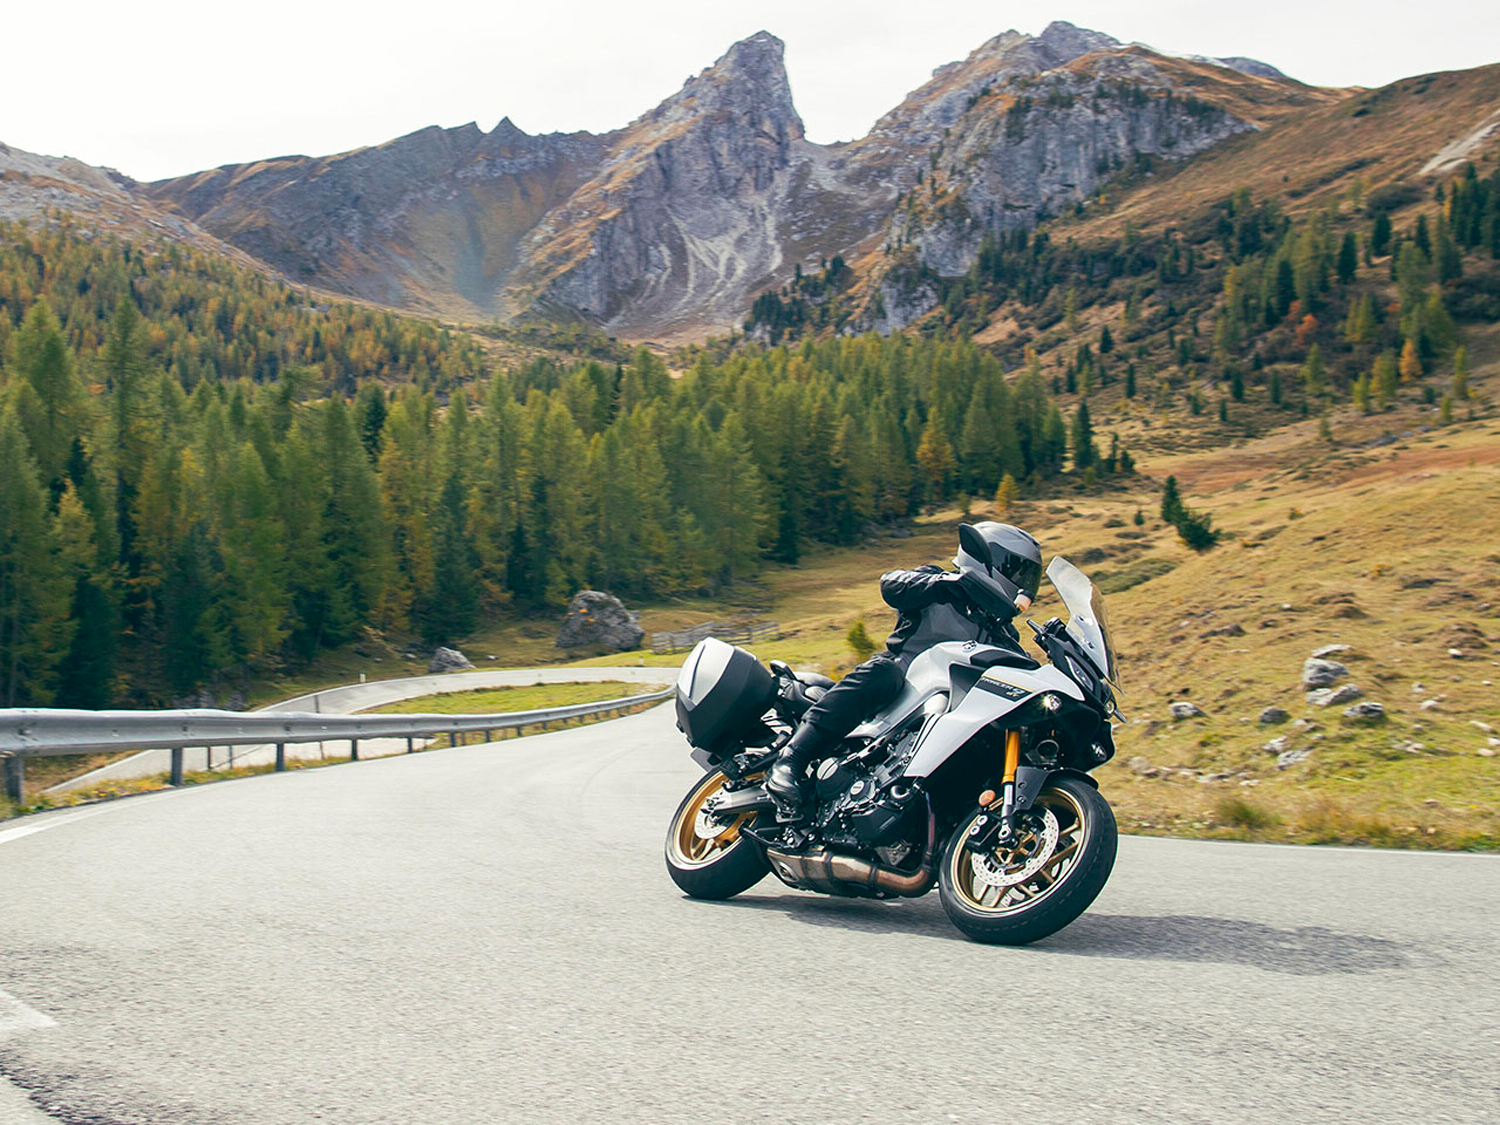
[765, 802, 938, 898]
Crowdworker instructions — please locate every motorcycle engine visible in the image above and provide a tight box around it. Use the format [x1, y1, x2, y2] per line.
[813, 729, 924, 851]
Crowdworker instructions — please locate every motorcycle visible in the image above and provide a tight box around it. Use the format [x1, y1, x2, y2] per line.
[664, 536, 1123, 944]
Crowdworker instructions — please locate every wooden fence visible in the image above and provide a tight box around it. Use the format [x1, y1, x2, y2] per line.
[651, 620, 780, 655]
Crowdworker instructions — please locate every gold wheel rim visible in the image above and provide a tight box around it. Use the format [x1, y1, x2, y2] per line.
[950, 788, 1088, 916]
[668, 770, 761, 869]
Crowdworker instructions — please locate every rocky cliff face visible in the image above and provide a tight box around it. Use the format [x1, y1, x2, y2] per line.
[132, 23, 1309, 338]
[871, 51, 1263, 327]
[151, 121, 611, 317]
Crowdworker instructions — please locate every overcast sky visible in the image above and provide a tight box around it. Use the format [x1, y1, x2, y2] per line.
[5, 0, 1497, 182]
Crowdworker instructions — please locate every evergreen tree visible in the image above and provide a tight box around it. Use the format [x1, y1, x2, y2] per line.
[1301, 345, 1328, 397]
[1337, 231, 1358, 284]
[1070, 400, 1096, 471]
[1372, 351, 1399, 408]
[1371, 212, 1392, 256]
[915, 412, 956, 502]
[0, 411, 73, 705]
[1160, 476, 1184, 525]
[1452, 346, 1470, 400]
[13, 301, 86, 497]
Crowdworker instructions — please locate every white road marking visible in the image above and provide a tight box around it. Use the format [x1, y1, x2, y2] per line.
[0, 991, 55, 1036]
[0, 791, 184, 848]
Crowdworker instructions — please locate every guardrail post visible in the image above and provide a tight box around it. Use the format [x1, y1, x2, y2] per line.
[350, 739, 359, 762]
[449, 733, 458, 748]
[275, 743, 287, 771]
[3, 755, 23, 804]
[406, 737, 414, 754]
[169, 748, 184, 786]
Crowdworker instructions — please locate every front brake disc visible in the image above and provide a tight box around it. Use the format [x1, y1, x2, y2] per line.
[970, 807, 1059, 887]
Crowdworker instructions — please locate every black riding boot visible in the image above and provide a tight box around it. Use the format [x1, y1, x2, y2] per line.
[766, 722, 830, 805]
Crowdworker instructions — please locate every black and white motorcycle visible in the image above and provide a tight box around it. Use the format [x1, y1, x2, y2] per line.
[664, 533, 1123, 944]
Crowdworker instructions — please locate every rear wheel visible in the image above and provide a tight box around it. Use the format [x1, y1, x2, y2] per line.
[938, 775, 1116, 945]
[664, 769, 769, 900]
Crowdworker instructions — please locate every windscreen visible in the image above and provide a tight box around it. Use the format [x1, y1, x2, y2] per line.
[1046, 556, 1120, 688]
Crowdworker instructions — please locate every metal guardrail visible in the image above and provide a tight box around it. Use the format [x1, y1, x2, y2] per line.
[651, 620, 779, 655]
[0, 687, 675, 803]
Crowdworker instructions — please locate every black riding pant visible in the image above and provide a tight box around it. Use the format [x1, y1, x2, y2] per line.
[796, 653, 905, 756]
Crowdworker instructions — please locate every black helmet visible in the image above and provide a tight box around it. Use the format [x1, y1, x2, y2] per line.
[954, 522, 1043, 613]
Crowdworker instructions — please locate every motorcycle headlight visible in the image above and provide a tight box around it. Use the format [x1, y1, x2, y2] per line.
[1040, 693, 1062, 712]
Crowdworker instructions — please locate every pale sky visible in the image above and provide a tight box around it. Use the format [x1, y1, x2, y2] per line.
[5, 0, 1497, 183]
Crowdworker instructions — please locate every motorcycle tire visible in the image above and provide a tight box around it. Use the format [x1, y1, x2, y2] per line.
[664, 768, 770, 900]
[938, 775, 1117, 945]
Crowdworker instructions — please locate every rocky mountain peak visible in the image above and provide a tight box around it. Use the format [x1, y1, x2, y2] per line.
[648, 30, 803, 139]
[1034, 19, 1122, 63]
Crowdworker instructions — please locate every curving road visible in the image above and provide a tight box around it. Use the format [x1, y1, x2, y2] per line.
[49, 666, 673, 792]
[1, 703, 1496, 1124]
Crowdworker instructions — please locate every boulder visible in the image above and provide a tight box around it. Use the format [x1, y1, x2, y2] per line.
[1259, 707, 1290, 724]
[1276, 747, 1312, 770]
[1169, 701, 1206, 720]
[556, 590, 645, 652]
[428, 646, 475, 673]
[1301, 658, 1348, 689]
[1342, 700, 1386, 723]
[1308, 684, 1362, 707]
[1201, 623, 1245, 638]
[1311, 643, 1352, 658]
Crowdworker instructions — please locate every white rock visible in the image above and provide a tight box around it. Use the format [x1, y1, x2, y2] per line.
[1419, 699, 1441, 711]
[1470, 720, 1495, 734]
[1479, 747, 1497, 758]
[1311, 644, 1352, 658]
[1448, 649, 1464, 659]
[1169, 701, 1206, 720]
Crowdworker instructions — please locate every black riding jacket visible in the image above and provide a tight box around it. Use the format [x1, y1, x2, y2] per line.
[880, 565, 1022, 669]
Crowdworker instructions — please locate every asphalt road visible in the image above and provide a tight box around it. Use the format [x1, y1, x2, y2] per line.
[1, 703, 1495, 1125]
[49, 666, 674, 792]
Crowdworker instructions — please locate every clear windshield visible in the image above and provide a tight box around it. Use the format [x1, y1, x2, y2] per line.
[1046, 557, 1120, 688]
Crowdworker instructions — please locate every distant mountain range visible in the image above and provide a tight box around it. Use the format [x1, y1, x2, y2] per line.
[4, 22, 1497, 340]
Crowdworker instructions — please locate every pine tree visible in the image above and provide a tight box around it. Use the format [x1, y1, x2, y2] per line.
[1160, 476, 1184, 524]
[0, 413, 74, 705]
[1372, 351, 1399, 408]
[1399, 337, 1423, 382]
[1438, 394, 1454, 426]
[13, 301, 86, 496]
[846, 620, 876, 661]
[1070, 400, 1096, 471]
[1133, 507, 1145, 527]
[1337, 231, 1358, 284]
[1371, 212, 1392, 257]
[994, 473, 1018, 515]
[1343, 293, 1378, 346]
[1452, 346, 1470, 400]
[1124, 363, 1136, 398]
[915, 413, 956, 501]
[1301, 345, 1328, 397]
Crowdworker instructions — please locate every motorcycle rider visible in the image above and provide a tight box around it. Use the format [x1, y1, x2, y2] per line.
[766, 522, 1045, 806]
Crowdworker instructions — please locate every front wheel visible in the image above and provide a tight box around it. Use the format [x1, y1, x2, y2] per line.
[939, 775, 1117, 945]
[664, 769, 770, 900]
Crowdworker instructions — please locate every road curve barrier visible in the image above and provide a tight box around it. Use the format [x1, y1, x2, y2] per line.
[0, 687, 676, 802]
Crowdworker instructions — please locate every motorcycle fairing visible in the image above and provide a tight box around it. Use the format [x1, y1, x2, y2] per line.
[901, 662, 1084, 778]
[843, 641, 1003, 743]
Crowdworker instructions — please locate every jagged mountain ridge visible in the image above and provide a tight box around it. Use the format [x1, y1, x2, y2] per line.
[123, 21, 1325, 339]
